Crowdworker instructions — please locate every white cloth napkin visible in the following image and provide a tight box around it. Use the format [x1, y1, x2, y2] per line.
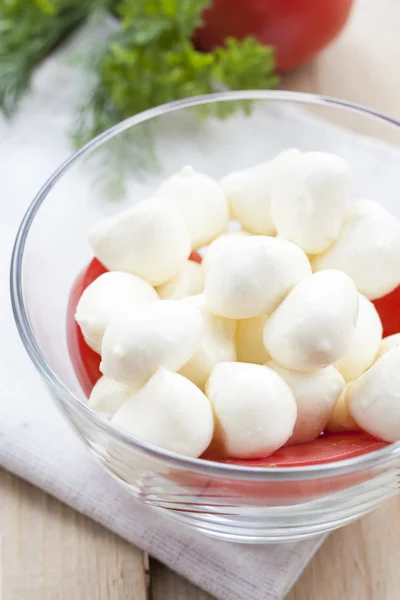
[2, 21, 400, 600]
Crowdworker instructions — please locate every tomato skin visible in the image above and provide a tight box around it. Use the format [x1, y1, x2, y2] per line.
[66, 258, 106, 397]
[373, 285, 400, 338]
[194, 0, 353, 72]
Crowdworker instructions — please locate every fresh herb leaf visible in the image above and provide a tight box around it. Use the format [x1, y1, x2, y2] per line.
[0, 0, 115, 117]
[1, 0, 278, 199]
[73, 0, 278, 144]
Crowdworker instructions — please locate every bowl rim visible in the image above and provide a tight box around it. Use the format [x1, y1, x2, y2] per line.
[10, 89, 400, 481]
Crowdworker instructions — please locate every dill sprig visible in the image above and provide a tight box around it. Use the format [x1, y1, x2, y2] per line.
[0, 0, 114, 117]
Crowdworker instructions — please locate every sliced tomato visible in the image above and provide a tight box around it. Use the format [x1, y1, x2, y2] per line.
[217, 432, 387, 468]
[189, 251, 202, 264]
[373, 285, 400, 338]
[66, 258, 106, 396]
[172, 433, 387, 505]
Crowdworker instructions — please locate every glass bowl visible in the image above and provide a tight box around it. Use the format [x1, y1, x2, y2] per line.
[10, 91, 400, 544]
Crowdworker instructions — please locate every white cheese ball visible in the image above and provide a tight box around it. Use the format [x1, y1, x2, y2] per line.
[313, 200, 400, 300]
[156, 165, 229, 250]
[156, 260, 204, 300]
[263, 270, 359, 371]
[376, 333, 400, 360]
[75, 271, 158, 353]
[325, 387, 359, 433]
[101, 299, 203, 387]
[267, 361, 345, 445]
[201, 231, 249, 272]
[271, 151, 351, 254]
[206, 362, 297, 458]
[112, 368, 214, 457]
[347, 347, 400, 442]
[179, 295, 236, 390]
[235, 315, 270, 365]
[334, 294, 382, 382]
[89, 376, 135, 420]
[88, 199, 191, 286]
[204, 235, 312, 319]
[220, 161, 276, 235]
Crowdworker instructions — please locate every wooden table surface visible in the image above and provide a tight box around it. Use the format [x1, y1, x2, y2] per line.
[2, 0, 400, 598]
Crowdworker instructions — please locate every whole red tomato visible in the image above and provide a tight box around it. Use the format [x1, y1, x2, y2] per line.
[195, 0, 353, 72]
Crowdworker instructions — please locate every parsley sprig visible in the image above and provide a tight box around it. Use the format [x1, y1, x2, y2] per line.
[74, 0, 278, 144]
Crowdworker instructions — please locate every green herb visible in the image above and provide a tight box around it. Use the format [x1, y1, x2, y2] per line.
[0, 0, 113, 117]
[1, 0, 278, 198]
[73, 0, 278, 144]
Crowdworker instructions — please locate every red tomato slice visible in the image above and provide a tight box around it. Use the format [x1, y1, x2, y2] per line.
[172, 433, 388, 505]
[66, 258, 106, 397]
[189, 251, 202, 264]
[217, 432, 387, 468]
[373, 285, 400, 338]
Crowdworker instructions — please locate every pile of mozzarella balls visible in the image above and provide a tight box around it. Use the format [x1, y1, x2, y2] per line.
[75, 150, 400, 460]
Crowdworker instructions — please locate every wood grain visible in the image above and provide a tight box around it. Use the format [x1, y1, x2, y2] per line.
[287, 495, 400, 600]
[150, 559, 213, 600]
[0, 470, 148, 600]
[2, 1, 400, 599]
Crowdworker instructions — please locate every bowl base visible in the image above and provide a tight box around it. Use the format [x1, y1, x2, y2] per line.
[145, 485, 399, 543]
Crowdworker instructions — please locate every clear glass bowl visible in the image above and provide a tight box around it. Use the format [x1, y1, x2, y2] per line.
[10, 91, 400, 544]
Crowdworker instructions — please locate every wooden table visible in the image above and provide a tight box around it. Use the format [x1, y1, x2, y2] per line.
[2, 0, 400, 597]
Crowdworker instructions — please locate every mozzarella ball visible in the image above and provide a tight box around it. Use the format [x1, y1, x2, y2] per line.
[334, 294, 382, 381]
[178, 295, 236, 390]
[204, 236, 312, 319]
[271, 151, 351, 254]
[89, 376, 135, 420]
[201, 231, 249, 272]
[267, 361, 345, 444]
[235, 315, 270, 365]
[263, 270, 359, 371]
[313, 200, 400, 300]
[220, 161, 276, 235]
[325, 387, 359, 433]
[376, 333, 400, 360]
[101, 300, 203, 387]
[156, 165, 229, 250]
[156, 260, 204, 300]
[75, 271, 158, 353]
[206, 362, 297, 458]
[89, 199, 191, 286]
[112, 368, 214, 457]
[347, 347, 400, 442]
